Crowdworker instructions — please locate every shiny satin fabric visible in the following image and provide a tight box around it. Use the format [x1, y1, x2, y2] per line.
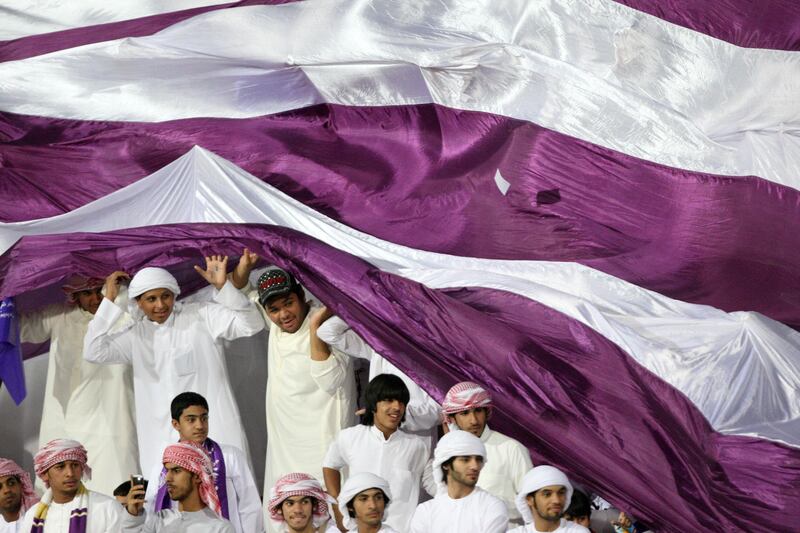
[2, 106, 800, 329]
[0, 0, 797, 186]
[1, 0, 797, 58]
[1, 146, 799, 449]
[1, 223, 798, 532]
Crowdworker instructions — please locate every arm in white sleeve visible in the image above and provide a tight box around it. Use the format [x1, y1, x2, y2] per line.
[403, 387, 442, 433]
[316, 316, 373, 361]
[19, 303, 61, 343]
[322, 433, 346, 470]
[421, 458, 437, 497]
[485, 497, 509, 533]
[120, 508, 147, 532]
[309, 350, 350, 395]
[202, 281, 266, 341]
[510, 441, 534, 494]
[83, 298, 134, 364]
[227, 447, 265, 533]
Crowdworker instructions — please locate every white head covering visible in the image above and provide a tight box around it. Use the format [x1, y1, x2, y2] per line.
[338, 472, 392, 531]
[432, 430, 487, 493]
[127, 267, 181, 320]
[515, 465, 574, 524]
[128, 267, 181, 299]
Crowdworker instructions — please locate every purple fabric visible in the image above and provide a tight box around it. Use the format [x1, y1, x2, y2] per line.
[1, 105, 799, 327]
[0, 1, 295, 63]
[67, 508, 88, 533]
[0, 0, 797, 59]
[0, 297, 26, 404]
[155, 438, 229, 519]
[1, 223, 798, 532]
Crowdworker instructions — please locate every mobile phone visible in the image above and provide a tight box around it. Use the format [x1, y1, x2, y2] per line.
[131, 474, 144, 486]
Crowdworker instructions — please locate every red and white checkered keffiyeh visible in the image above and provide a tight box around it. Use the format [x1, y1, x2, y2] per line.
[33, 439, 91, 487]
[0, 458, 38, 512]
[162, 442, 221, 516]
[267, 473, 333, 526]
[441, 381, 493, 420]
[61, 275, 104, 305]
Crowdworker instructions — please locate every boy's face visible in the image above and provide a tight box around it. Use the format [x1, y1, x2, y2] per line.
[265, 292, 308, 333]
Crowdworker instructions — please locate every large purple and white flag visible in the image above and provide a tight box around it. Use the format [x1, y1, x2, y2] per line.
[1, 1, 799, 531]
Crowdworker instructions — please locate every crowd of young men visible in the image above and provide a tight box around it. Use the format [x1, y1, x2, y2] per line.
[2, 252, 645, 532]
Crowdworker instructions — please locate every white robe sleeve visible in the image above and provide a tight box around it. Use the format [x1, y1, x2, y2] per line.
[316, 317, 373, 360]
[199, 281, 265, 341]
[226, 446, 265, 533]
[121, 508, 152, 533]
[83, 298, 135, 364]
[421, 458, 437, 497]
[408, 503, 430, 533]
[19, 303, 61, 343]
[97, 498, 125, 533]
[308, 350, 350, 395]
[509, 442, 534, 496]
[485, 496, 509, 533]
[322, 431, 346, 470]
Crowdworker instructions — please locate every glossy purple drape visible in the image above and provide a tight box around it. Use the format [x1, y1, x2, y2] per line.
[0, 223, 798, 532]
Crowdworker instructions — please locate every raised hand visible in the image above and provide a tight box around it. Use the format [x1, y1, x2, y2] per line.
[125, 482, 146, 516]
[308, 306, 334, 329]
[103, 271, 130, 302]
[231, 248, 259, 289]
[194, 255, 229, 290]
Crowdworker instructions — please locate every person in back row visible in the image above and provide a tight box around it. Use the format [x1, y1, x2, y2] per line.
[336, 473, 397, 533]
[145, 392, 264, 533]
[20, 439, 123, 532]
[20, 275, 138, 495]
[410, 431, 507, 533]
[84, 253, 265, 474]
[423, 381, 532, 524]
[266, 473, 335, 533]
[323, 374, 429, 532]
[124, 442, 233, 532]
[509, 466, 589, 533]
[230, 258, 355, 529]
[0, 458, 38, 532]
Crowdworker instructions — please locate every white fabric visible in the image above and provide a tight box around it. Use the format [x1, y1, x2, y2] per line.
[6, 146, 797, 448]
[337, 472, 393, 532]
[83, 281, 265, 474]
[317, 317, 442, 432]
[20, 490, 123, 532]
[477, 427, 533, 523]
[128, 268, 181, 299]
[507, 519, 590, 533]
[409, 487, 507, 533]
[0, 2, 797, 187]
[19, 304, 138, 496]
[431, 431, 486, 492]
[254, 297, 356, 532]
[0, 517, 21, 533]
[0, 1, 230, 40]
[144, 443, 264, 533]
[324, 425, 429, 532]
[515, 466, 574, 525]
[122, 506, 234, 533]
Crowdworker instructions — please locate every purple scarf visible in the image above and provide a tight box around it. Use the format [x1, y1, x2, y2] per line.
[154, 438, 229, 519]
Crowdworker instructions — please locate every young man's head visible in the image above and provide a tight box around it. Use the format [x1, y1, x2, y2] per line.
[257, 268, 308, 334]
[432, 430, 487, 495]
[171, 392, 210, 444]
[128, 267, 181, 324]
[0, 458, 36, 521]
[339, 472, 392, 531]
[161, 442, 221, 515]
[363, 374, 410, 433]
[564, 488, 591, 528]
[516, 466, 574, 529]
[33, 439, 91, 504]
[268, 473, 332, 533]
[62, 275, 105, 315]
[442, 381, 493, 438]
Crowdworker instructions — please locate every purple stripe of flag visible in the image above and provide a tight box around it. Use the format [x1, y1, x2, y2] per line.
[2, 105, 799, 326]
[0, 223, 797, 532]
[0, 0, 797, 61]
[0, 298, 26, 404]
